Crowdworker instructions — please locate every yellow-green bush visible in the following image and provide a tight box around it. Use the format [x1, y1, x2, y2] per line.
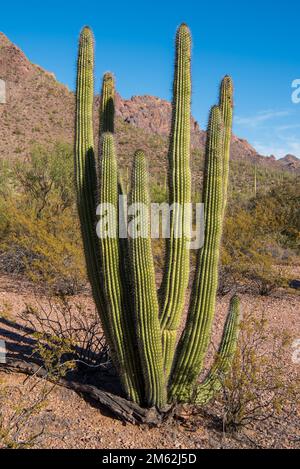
[221, 180, 300, 294]
[0, 143, 86, 294]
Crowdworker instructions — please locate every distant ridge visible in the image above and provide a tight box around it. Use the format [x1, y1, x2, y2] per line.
[0, 32, 299, 173]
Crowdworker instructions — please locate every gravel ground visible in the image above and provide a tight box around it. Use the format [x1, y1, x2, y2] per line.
[0, 274, 299, 449]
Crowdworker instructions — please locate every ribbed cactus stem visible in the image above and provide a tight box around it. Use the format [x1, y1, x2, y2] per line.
[169, 106, 225, 401]
[130, 150, 167, 408]
[98, 133, 143, 403]
[194, 295, 241, 405]
[74, 27, 114, 350]
[219, 75, 233, 215]
[160, 23, 192, 377]
[100, 72, 115, 134]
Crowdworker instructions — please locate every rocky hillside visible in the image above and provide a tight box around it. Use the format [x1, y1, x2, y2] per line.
[1, 31, 299, 174]
[0, 32, 74, 157]
[115, 93, 257, 158]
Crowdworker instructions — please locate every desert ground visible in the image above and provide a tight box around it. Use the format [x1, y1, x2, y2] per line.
[0, 273, 299, 449]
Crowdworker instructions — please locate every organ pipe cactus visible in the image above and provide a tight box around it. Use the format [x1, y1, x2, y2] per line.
[170, 105, 229, 400]
[100, 73, 115, 134]
[98, 134, 143, 403]
[160, 24, 191, 378]
[219, 75, 233, 215]
[75, 24, 241, 410]
[75, 27, 110, 344]
[130, 150, 167, 407]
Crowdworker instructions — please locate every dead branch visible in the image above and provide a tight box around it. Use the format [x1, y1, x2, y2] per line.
[0, 357, 167, 425]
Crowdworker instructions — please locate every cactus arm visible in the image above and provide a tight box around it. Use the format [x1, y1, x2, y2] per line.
[74, 27, 115, 349]
[130, 150, 167, 408]
[98, 133, 143, 403]
[159, 23, 192, 377]
[100, 72, 115, 134]
[99, 72, 136, 355]
[194, 295, 241, 405]
[99, 75, 144, 403]
[219, 76, 233, 215]
[169, 106, 225, 401]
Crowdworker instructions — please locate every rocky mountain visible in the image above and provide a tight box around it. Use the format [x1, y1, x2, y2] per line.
[278, 154, 300, 171]
[0, 32, 74, 157]
[0, 31, 299, 174]
[114, 93, 257, 156]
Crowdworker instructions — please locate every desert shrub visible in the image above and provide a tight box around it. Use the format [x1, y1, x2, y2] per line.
[217, 265, 238, 296]
[0, 160, 14, 199]
[0, 376, 52, 448]
[221, 183, 298, 295]
[0, 306, 87, 450]
[20, 295, 110, 373]
[0, 295, 110, 448]
[240, 261, 286, 296]
[252, 180, 300, 253]
[13, 142, 75, 219]
[0, 202, 85, 294]
[0, 335, 76, 450]
[204, 313, 299, 447]
[0, 143, 86, 294]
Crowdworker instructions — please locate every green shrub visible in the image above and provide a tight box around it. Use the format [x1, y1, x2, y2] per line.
[209, 313, 299, 441]
[0, 143, 86, 294]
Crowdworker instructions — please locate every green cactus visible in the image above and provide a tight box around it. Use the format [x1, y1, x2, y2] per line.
[129, 150, 167, 408]
[194, 295, 241, 405]
[169, 105, 227, 400]
[219, 75, 233, 215]
[74, 27, 111, 345]
[160, 23, 192, 378]
[75, 28, 142, 403]
[98, 133, 143, 403]
[74, 24, 241, 411]
[100, 73, 115, 134]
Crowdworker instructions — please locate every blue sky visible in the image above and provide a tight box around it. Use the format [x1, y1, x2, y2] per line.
[2, 0, 300, 158]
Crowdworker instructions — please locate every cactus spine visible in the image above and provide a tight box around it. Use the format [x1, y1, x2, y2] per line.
[160, 24, 192, 378]
[74, 24, 240, 410]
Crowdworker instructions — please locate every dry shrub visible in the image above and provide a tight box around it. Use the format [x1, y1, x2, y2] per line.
[0, 295, 110, 448]
[203, 313, 300, 447]
[0, 375, 53, 448]
[19, 295, 110, 373]
[222, 209, 289, 296]
[0, 143, 86, 295]
[0, 201, 86, 295]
